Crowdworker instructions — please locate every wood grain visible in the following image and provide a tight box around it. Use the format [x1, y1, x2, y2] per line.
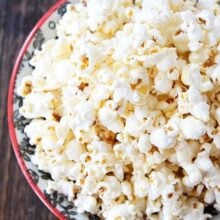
[0, 1, 57, 220]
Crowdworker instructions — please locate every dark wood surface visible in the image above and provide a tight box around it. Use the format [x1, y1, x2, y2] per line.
[0, 1, 57, 219]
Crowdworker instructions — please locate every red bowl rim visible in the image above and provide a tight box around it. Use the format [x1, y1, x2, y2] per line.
[8, 1, 67, 219]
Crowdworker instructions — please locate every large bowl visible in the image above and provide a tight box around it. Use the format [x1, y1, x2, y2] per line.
[7, 1, 98, 219]
[7, 0, 220, 219]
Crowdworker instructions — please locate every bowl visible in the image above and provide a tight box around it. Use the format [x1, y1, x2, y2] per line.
[7, 0, 220, 219]
[8, 1, 98, 219]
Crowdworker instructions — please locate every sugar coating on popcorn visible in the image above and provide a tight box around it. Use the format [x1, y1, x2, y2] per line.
[18, 0, 220, 219]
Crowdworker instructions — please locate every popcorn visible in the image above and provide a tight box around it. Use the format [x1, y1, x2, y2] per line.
[24, 119, 51, 145]
[160, 200, 183, 219]
[150, 128, 176, 149]
[137, 134, 152, 153]
[125, 114, 143, 138]
[69, 101, 95, 131]
[19, 92, 54, 119]
[103, 204, 137, 220]
[148, 169, 178, 201]
[194, 147, 213, 172]
[18, 0, 220, 219]
[191, 102, 210, 122]
[121, 181, 132, 199]
[183, 163, 202, 187]
[206, 64, 220, 83]
[187, 23, 204, 51]
[203, 166, 220, 188]
[180, 116, 206, 140]
[81, 174, 97, 194]
[91, 84, 110, 102]
[214, 189, 220, 211]
[87, 0, 114, 31]
[156, 50, 178, 73]
[75, 195, 98, 214]
[176, 141, 198, 164]
[96, 176, 122, 201]
[54, 60, 74, 84]
[142, 0, 173, 28]
[17, 76, 33, 97]
[146, 199, 162, 216]
[204, 189, 215, 204]
[154, 71, 173, 93]
[150, 28, 166, 46]
[132, 23, 149, 48]
[177, 86, 210, 122]
[197, 10, 214, 30]
[165, 114, 182, 138]
[64, 140, 86, 162]
[57, 4, 88, 38]
[70, 42, 103, 74]
[173, 31, 189, 53]
[98, 106, 124, 133]
[167, 68, 180, 80]
[177, 91, 191, 114]
[213, 134, 220, 149]
[134, 177, 149, 198]
[187, 86, 203, 104]
[183, 202, 210, 220]
[197, 0, 216, 10]
[47, 180, 75, 201]
[182, 64, 202, 88]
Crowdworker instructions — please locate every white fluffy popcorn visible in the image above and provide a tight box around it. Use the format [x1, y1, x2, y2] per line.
[98, 106, 124, 133]
[150, 128, 176, 149]
[47, 179, 75, 201]
[96, 176, 122, 201]
[64, 140, 86, 162]
[75, 195, 98, 214]
[137, 134, 152, 153]
[103, 204, 138, 220]
[19, 92, 54, 119]
[69, 101, 95, 131]
[183, 163, 203, 187]
[180, 116, 206, 140]
[154, 71, 173, 93]
[18, 0, 220, 219]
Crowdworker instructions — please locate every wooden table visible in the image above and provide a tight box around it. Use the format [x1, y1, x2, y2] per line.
[0, 1, 57, 219]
